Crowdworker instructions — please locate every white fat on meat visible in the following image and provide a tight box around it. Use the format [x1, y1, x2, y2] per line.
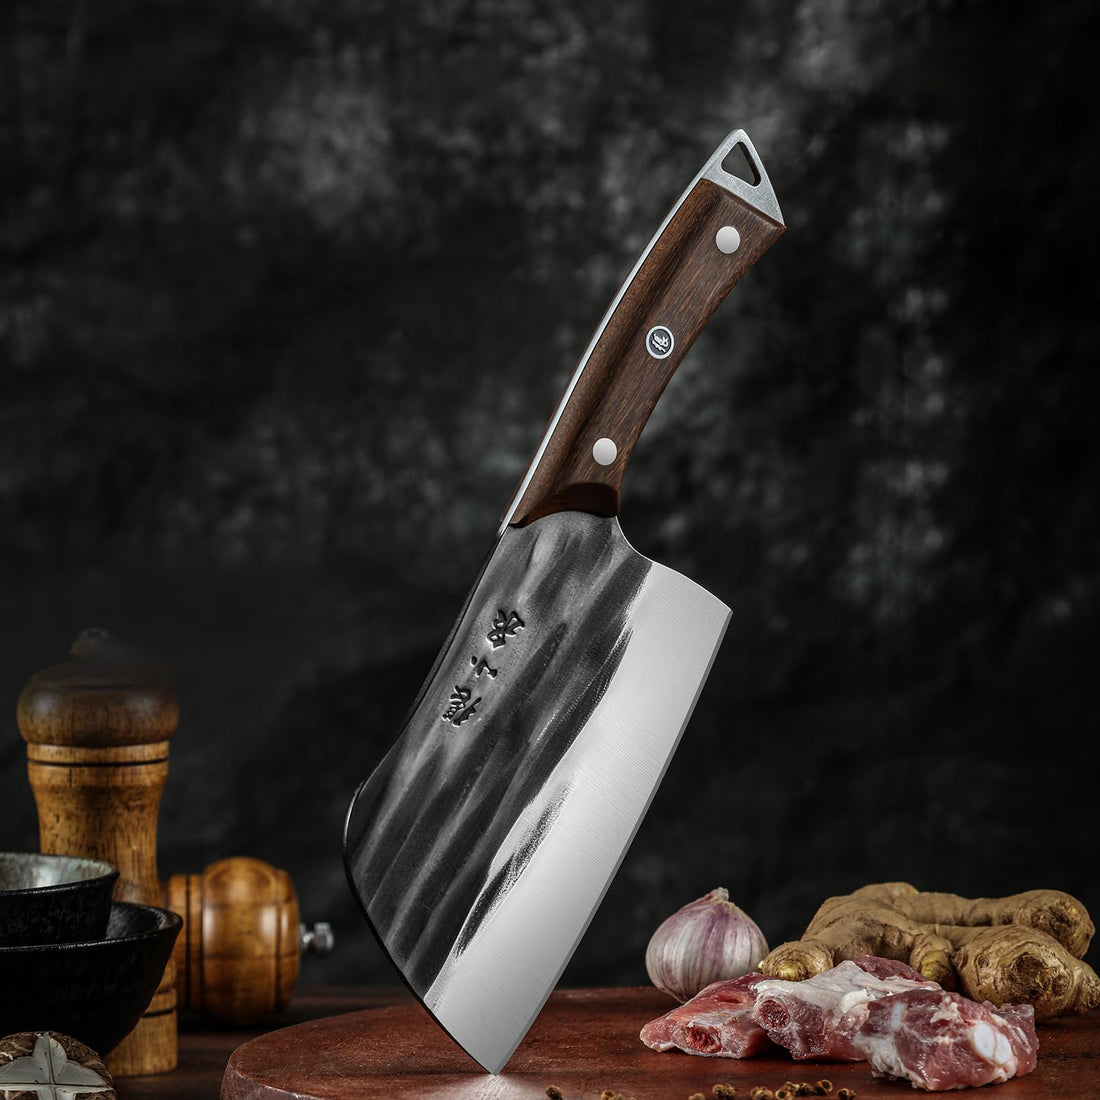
[751, 959, 940, 1060]
[854, 989, 1038, 1090]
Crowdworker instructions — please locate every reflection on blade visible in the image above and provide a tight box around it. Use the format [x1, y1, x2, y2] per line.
[344, 511, 729, 1073]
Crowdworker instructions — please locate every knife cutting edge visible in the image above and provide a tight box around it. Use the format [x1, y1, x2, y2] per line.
[344, 129, 785, 1074]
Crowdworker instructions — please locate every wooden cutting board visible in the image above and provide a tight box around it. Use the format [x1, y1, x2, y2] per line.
[220, 987, 1098, 1099]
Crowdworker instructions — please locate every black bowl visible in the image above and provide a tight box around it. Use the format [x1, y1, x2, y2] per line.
[0, 901, 181, 1055]
[0, 852, 118, 947]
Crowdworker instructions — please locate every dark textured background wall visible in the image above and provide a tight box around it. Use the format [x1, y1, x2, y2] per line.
[2, 0, 1098, 992]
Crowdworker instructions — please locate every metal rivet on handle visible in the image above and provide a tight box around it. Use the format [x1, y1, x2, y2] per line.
[715, 225, 741, 254]
[645, 325, 675, 360]
[592, 437, 617, 466]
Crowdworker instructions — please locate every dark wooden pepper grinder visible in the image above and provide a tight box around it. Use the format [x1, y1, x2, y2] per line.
[17, 629, 178, 1076]
[165, 857, 302, 1024]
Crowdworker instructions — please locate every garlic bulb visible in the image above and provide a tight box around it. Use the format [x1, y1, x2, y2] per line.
[645, 887, 769, 1002]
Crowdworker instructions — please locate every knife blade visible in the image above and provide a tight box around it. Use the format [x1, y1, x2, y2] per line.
[344, 129, 785, 1074]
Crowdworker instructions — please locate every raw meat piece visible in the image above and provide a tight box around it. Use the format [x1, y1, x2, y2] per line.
[639, 956, 933, 1060]
[854, 989, 1038, 1091]
[640, 974, 774, 1058]
[751, 960, 940, 1060]
[850, 954, 929, 982]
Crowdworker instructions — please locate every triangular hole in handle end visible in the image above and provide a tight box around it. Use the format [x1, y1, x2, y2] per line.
[720, 141, 762, 187]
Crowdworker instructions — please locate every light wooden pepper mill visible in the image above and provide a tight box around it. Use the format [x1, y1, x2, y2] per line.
[17, 629, 178, 1076]
[164, 856, 332, 1024]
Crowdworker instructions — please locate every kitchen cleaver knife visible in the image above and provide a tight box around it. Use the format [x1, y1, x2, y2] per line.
[344, 129, 785, 1073]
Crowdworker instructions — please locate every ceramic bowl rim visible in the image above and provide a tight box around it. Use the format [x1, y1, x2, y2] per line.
[0, 852, 119, 896]
[0, 900, 181, 954]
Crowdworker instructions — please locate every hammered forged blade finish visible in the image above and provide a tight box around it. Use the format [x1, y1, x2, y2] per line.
[344, 511, 729, 1073]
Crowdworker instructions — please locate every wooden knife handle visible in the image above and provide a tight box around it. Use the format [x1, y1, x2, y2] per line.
[502, 131, 785, 528]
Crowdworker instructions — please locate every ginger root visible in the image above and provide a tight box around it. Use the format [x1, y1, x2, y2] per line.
[759, 882, 1100, 1019]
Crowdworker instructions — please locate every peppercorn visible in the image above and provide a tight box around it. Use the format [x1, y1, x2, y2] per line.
[712, 1086, 737, 1099]
[545, 1088, 563, 1100]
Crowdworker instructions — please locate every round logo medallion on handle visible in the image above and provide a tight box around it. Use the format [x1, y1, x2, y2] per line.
[645, 325, 675, 360]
